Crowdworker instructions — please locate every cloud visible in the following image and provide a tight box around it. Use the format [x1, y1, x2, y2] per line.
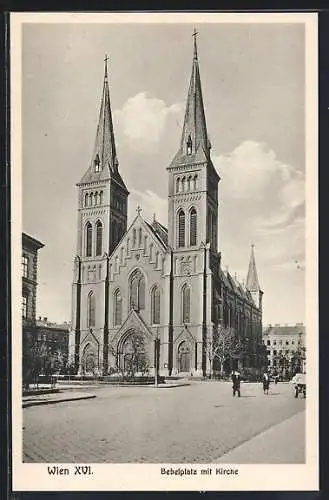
[115, 92, 182, 151]
[213, 140, 305, 270]
[214, 140, 304, 205]
[128, 188, 167, 226]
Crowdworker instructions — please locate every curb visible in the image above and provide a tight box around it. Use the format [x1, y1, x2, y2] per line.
[23, 394, 96, 408]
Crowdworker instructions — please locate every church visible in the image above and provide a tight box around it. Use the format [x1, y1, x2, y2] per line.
[69, 36, 263, 378]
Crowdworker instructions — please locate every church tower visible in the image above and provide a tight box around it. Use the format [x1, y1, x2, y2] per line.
[71, 57, 129, 373]
[167, 33, 220, 254]
[167, 33, 220, 377]
[246, 244, 263, 310]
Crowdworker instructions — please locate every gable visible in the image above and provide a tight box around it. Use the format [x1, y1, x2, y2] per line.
[107, 214, 168, 281]
[111, 309, 154, 346]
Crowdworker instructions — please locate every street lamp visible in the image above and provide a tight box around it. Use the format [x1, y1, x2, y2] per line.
[154, 328, 160, 387]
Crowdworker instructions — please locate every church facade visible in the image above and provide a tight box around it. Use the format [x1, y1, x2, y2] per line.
[69, 38, 264, 377]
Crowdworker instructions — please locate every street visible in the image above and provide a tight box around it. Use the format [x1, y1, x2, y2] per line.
[23, 381, 305, 463]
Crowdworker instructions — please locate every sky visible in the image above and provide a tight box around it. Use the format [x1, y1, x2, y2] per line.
[21, 20, 306, 325]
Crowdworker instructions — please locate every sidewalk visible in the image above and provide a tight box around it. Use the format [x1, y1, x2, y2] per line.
[216, 410, 305, 464]
[23, 391, 96, 408]
[57, 381, 190, 389]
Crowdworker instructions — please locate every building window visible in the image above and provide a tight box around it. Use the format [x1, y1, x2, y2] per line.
[181, 177, 186, 192]
[178, 210, 185, 248]
[114, 289, 122, 326]
[94, 154, 100, 172]
[22, 295, 28, 318]
[84, 193, 89, 207]
[267, 340, 271, 346]
[176, 178, 180, 193]
[129, 269, 145, 311]
[95, 221, 103, 256]
[151, 286, 160, 324]
[186, 135, 192, 155]
[193, 175, 198, 190]
[138, 228, 142, 247]
[87, 291, 95, 327]
[273, 350, 277, 356]
[132, 229, 137, 247]
[22, 255, 29, 278]
[187, 176, 192, 191]
[86, 222, 92, 257]
[286, 340, 289, 345]
[273, 340, 277, 346]
[189, 208, 197, 246]
[182, 285, 191, 323]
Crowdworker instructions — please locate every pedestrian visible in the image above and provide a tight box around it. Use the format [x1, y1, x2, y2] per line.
[231, 370, 241, 397]
[262, 372, 270, 395]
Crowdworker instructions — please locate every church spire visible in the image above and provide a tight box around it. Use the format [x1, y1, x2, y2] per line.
[78, 55, 128, 189]
[179, 30, 210, 158]
[92, 54, 117, 172]
[246, 244, 261, 291]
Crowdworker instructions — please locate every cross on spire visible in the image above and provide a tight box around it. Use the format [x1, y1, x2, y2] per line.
[136, 205, 142, 216]
[192, 28, 198, 60]
[104, 53, 110, 78]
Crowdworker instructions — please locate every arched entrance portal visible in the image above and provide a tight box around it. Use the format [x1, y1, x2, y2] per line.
[178, 341, 191, 373]
[81, 343, 97, 375]
[121, 331, 148, 375]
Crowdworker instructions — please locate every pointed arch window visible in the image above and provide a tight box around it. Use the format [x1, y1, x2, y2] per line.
[87, 291, 95, 327]
[96, 221, 103, 256]
[84, 193, 89, 207]
[190, 208, 197, 246]
[86, 222, 92, 257]
[94, 154, 100, 172]
[186, 135, 192, 155]
[129, 269, 145, 311]
[193, 175, 198, 190]
[151, 286, 160, 325]
[187, 176, 192, 191]
[181, 177, 186, 192]
[178, 209, 185, 248]
[182, 285, 191, 323]
[114, 289, 122, 326]
[138, 228, 142, 248]
[176, 177, 180, 193]
[99, 191, 103, 205]
[132, 229, 137, 247]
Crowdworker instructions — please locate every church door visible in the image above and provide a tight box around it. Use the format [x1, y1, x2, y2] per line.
[178, 341, 190, 373]
[81, 344, 97, 375]
[121, 331, 148, 376]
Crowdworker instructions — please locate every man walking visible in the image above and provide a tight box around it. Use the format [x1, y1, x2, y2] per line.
[262, 372, 270, 395]
[231, 370, 241, 397]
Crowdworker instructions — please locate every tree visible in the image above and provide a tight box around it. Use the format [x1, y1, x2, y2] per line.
[290, 346, 306, 375]
[273, 352, 290, 380]
[206, 326, 242, 377]
[23, 331, 50, 388]
[108, 334, 150, 380]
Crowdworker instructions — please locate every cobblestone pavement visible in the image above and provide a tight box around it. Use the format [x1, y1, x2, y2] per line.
[23, 381, 305, 463]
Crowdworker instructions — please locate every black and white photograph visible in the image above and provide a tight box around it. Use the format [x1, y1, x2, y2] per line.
[11, 12, 318, 491]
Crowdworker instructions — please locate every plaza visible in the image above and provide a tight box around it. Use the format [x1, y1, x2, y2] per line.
[23, 381, 305, 464]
